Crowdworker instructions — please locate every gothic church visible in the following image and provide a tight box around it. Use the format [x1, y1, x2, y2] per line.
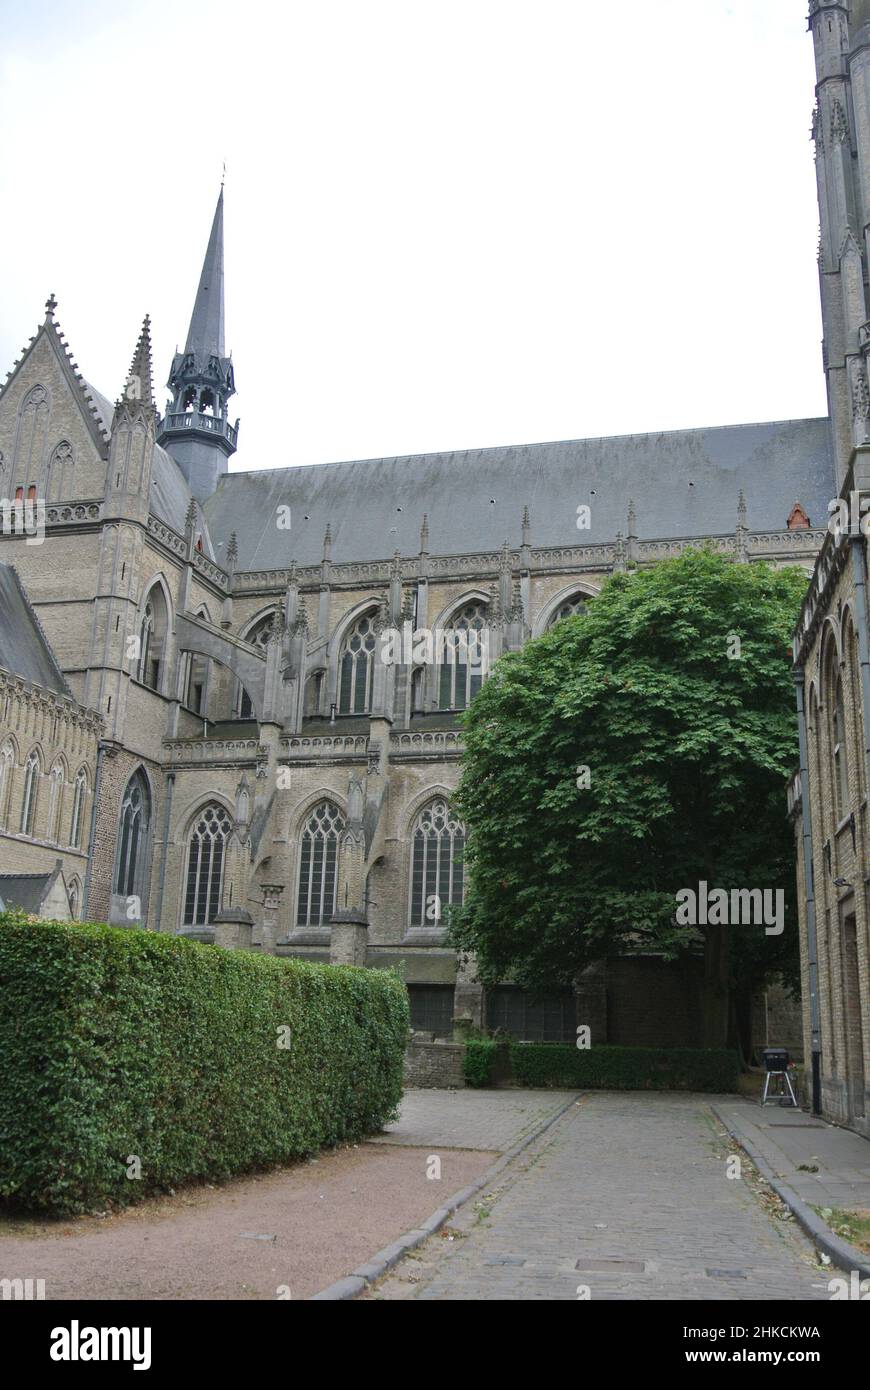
[0, 53, 834, 1040]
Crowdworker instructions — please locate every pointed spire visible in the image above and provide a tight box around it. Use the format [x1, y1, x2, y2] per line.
[323, 522, 332, 561]
[627, 498, 637, 538]
[521, 505, 531, 545]
[185, 497, 198, 535]
[185, 187, 226, 359]
[122, 316, 155, 411]
[419, 514, 429, 553]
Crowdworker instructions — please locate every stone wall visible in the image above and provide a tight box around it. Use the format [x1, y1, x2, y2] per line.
[792, 454, 870, 1138]
[403, 1035, 465, 1089]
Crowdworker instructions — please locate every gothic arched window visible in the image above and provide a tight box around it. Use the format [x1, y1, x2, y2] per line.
[832, 673, 850, 818]
[47, 440, 74, 502]
[47, 760, 65, 843]
[183, 803, 233, 926]
[296, 800, 345, 927]
[409, 797, 465, 928]
[338, 612, 377, 714]
[437, 602, 487, 711]
[0, 739, 15, 829]
[138, 584, 169, 692]
[115, 772, 151, 899]
[20, 749, 40, 837]
[70, 767, 88, 849]
[548, 594, 589, 628]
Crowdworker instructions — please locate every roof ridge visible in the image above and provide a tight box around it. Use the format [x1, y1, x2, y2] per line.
[214, 415, 831, 482]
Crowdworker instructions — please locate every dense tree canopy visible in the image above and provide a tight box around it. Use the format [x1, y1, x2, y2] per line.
[448, 550, 808, 1049]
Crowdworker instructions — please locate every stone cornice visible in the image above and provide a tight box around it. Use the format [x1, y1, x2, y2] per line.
[0, 666, 103, 732]
[231, 529, 824, 596]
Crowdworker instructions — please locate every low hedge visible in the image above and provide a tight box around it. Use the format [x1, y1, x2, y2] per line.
[0, 911, 408, 1213]
[508, 1043, 739, 1092]
[464, 1038, 498, 1087]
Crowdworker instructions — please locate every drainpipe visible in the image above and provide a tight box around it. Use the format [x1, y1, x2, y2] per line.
[82, 740, 105, 919]
[153, 771, 175, 932]
[794, 670, 822, 1115]
[850, 535, 870, 798]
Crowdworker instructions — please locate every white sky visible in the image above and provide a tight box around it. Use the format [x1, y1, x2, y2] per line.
[0, 0, 826, 472]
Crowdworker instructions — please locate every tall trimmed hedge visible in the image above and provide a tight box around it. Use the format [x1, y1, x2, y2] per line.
[509, 1043, 739, 1092]
[463, 1038, 498, 1087]
[0, 912, 409, 1213]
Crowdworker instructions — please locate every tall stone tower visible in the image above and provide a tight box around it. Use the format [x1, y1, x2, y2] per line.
[158, 187, 239, 501]
[810, 0, 870, 486]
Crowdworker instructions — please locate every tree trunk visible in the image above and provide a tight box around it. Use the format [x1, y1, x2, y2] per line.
[701, 922, 731, 1048]
[730, 985, 753, 1067]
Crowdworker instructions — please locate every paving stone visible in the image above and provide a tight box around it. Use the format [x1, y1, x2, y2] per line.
[382, 1094, 832, 1301]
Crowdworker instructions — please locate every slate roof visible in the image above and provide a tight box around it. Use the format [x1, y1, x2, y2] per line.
[0, 873, 53, 914]
[0, 563, 71, 696]
[200, 416, 835, 570]
[82, 379, 115, 435]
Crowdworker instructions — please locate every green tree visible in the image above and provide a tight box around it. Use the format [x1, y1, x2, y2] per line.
[449, 549, 807, 1051]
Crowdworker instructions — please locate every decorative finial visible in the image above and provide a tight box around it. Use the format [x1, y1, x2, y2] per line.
[45, 293, 57, 321]
[221, 160, 226, 189]
[510, 578, 524, 621]
[627, 498, 637, 537]
[420, 514, 429, 551]
[737, 490, 747, 527]
[227, 531, 238, 564]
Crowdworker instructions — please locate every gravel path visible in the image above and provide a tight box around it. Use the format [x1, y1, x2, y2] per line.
[0, 1142, 493, 1301]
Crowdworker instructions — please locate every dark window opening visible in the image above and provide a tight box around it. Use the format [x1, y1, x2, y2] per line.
[486, 987, 576, 1042]
[407, 985, 454, 1038]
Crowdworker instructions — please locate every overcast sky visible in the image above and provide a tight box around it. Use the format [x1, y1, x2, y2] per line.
[0, 0, 825, 472]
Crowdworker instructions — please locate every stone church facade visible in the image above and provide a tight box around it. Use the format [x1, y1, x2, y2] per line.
[788, 0, 870, 1137]
[0, 17, 841, 1042]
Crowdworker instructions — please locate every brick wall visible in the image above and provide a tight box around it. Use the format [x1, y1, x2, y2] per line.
[404, 1036, 465, 1089]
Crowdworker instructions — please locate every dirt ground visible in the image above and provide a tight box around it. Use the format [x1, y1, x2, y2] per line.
[0, 1142, 495, 1300]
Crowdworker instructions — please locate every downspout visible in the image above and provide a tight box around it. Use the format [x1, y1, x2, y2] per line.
[850, 533, 870, 810]
[82, 740, 105, 919]
[153, 771, 175, 931]
[794, 670, 822, 1115]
